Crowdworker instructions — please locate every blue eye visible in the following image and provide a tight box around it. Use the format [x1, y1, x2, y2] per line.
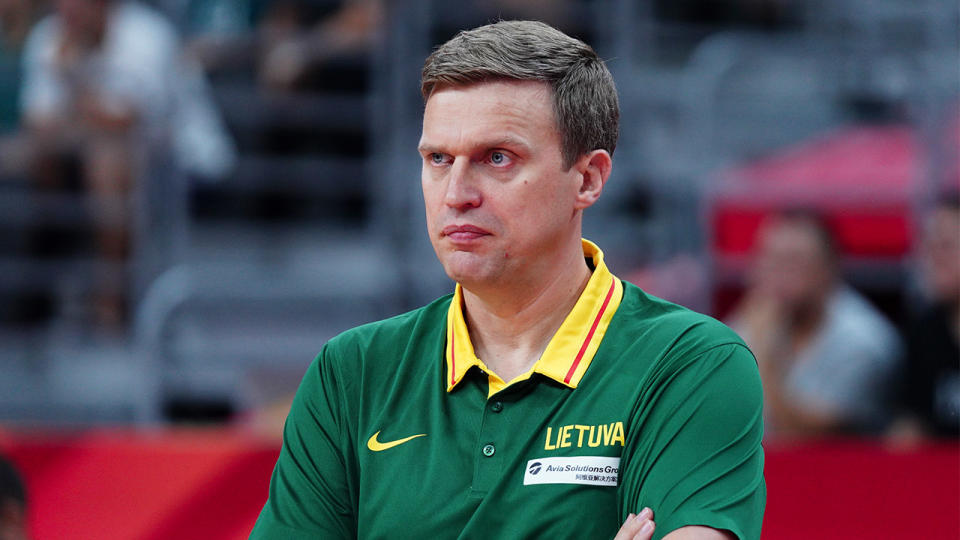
[490, 152, 505, 164]
[430, 153, 445, 164]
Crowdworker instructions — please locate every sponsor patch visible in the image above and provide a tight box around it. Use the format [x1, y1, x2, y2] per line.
[523, 456, 620, 487]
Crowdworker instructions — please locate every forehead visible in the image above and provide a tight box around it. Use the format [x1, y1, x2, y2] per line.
[760, 219, 827, 254]
[420, 80, 557, 147]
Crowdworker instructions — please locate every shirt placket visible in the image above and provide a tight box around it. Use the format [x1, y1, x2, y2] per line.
[469, 381, 510, 498]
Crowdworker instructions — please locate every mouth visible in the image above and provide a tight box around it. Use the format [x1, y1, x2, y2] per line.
[441, 224, 492, 242]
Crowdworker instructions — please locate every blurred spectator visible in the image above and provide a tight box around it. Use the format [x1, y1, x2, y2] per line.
[177, 0, 264, 76]
[259, 0, 381, 91]
[891, 194, 960, 440]
[729, 210, 901, 440]
[255, 0, 574, 92]
[0, 454, 26, 540]
[178, 0, 382, 91]
[19, 0, 233, 327]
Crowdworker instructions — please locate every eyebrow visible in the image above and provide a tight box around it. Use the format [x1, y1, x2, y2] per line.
[486, 136, 532, 154]
[417, 136, 533, 155]
[417, 143, 442, 155]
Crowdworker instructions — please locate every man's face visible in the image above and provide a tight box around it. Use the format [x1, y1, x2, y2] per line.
[419, 80, 584, 290]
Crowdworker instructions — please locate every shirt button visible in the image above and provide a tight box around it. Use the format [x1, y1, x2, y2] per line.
[482, 444, 496, 457]
[490, 401, 503, 413]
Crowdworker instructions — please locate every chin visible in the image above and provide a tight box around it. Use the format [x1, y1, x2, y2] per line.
[440, 252, 501, 287]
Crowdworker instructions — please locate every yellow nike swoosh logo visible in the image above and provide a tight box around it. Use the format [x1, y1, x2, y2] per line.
[367, 430, 427, 452]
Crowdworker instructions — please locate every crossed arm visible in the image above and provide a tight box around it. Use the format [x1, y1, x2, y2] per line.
[614, 508, 737, 540]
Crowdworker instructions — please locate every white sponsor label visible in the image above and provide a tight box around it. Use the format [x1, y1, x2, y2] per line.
[523, 456, 620, 487]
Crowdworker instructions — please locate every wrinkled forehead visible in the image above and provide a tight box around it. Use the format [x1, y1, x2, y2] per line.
[423, 79, 553, 114]
[420, 80, 558, 144]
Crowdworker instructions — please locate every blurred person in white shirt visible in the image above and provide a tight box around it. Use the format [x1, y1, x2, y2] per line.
[729, 210, 902, 440]
[20, 0, 233, 327]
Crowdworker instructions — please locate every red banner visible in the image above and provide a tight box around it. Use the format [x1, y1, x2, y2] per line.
[1, 430, 957, 539]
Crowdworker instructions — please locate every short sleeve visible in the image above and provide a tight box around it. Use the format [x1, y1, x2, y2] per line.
[99, 11, 180, 119]
[618, 343, 766, 540]
[249, 346, 358, 539]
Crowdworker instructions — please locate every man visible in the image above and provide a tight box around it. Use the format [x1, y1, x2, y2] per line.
[730, 210, 900, 439]
[251, 20, 764, 539]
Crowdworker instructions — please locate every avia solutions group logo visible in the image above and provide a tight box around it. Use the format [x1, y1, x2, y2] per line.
[523, 456, 620, 487]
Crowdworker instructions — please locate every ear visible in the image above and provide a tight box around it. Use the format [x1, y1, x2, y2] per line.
[573, 149, 612, 210]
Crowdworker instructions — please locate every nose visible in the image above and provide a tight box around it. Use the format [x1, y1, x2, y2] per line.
[444, 159, 482, 210]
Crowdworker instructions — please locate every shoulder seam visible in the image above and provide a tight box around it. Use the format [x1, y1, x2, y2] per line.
[687, 341, 755, 362]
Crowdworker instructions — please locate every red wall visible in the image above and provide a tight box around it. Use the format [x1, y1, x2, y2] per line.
[1, 430, 957, 539]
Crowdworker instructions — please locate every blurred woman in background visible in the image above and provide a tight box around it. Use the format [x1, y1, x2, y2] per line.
[730, 210, 902, 441]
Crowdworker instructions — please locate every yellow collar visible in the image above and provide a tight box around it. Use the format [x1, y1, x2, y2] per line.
[445, 239, 624, 397]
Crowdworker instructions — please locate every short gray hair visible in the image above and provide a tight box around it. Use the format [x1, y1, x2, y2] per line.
[421, 20, 619, 170]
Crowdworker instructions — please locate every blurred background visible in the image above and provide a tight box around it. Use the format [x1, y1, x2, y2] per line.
[0, 0, 957, 538]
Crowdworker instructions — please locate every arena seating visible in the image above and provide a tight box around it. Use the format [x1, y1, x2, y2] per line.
[0, 0, 955, 429]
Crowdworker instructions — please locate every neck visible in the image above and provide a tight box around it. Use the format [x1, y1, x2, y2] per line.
[787, 290, 832, 350]
[461, 241, 592, 382]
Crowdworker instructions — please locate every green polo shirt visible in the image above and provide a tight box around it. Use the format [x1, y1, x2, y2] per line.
[251, 240, 765, 539]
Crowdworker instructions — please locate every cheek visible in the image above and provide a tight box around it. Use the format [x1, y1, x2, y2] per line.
[420, 168, 432, 198]
[421, 173, 441, 211]
[514, 174, 577, 219]
[422, 184, 441, 236]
